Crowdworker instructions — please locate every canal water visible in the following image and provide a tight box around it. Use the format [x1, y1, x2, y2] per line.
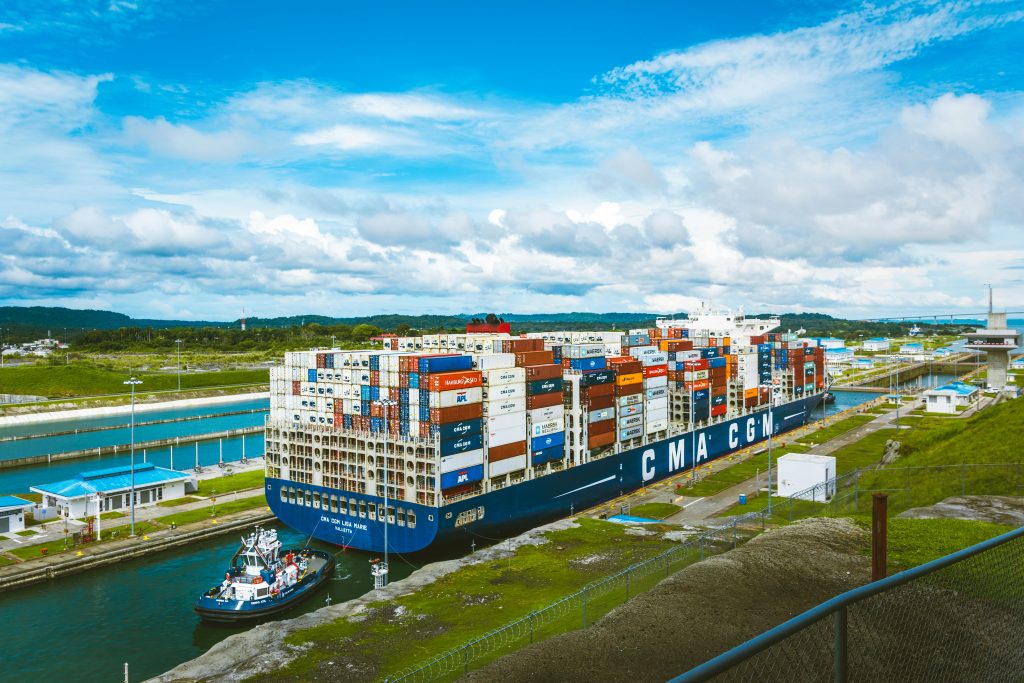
[1, 524, 417, 683]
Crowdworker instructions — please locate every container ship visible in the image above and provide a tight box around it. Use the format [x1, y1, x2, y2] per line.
[263, 307, 826, 553]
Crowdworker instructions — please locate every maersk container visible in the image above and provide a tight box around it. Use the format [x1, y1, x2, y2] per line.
[618, 393, 643, 407]
[441, 464, 483, 490]
[440, 448, 485, 472]
[531, 431, 565, 451]
[419, 355, 473, 374]
[439, 418, 482, 441]
[531, 418, 564, 438]
[619, 403, 643, 417]
[619, 414, 643, 428]
[440, 436, 483, 456]
[531, 444, 565, 465]
[619, 425, 643, 441]
[565, 343, 605, 359]
[580, 370, 614, 386]
[646, 387, 668, 400]
[569, 356, 607, 371]
[587, 407, 615, 423]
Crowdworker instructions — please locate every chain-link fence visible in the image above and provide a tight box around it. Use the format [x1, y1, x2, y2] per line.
[777, 462, 1024, 522]
[670, 525, 1024, 682]
[383, 510, 768, 683]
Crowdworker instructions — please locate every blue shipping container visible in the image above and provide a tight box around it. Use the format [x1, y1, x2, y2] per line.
[440, 433, 483, 456]
[360, 385, 371, 400]
[418, 405, 430, 421]
[531, 444, 565, 465]
[370, 386, 380, 401]
[325, 354, 334, 369]
[360, 401, 371, 416]
[701, 347, 719, 359]
[712, 395, 727, 406]
[441, 465, 484, 490]
[709, 357, 727, 368]
[580, 370, 614, 386]
[439, 418, 483, 441]
[307, 368, 317, 382]
[419, 355, 473, 374]
[569, 356, 606, 371]
[409, 373, 419, 389]
[370, 417, 383, 432]
[693, 389, 710, 400]
[531, 431, 565, 452]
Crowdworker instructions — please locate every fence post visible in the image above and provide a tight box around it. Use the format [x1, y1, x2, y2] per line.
[732, 520, 737, 548]
[700, 536, 704, 561]
[872, 493, 888, 581]
[961, 462, 966, 496]
[626, 570, 630, 599]
[529, 612, 534, 643]
[789, 496, 793, 521]
[463, 645, 469, 675]
[834, 606, 848, 682]
[583, 586, 588, 628]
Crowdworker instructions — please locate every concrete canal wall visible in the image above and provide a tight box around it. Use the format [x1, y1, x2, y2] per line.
[0, 392, 266, 427]
[0, 507, 275, 593]
[0, 426, 264, 470]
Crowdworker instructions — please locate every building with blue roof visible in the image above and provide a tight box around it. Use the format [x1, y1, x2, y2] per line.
[0, 495, 34, 534]
[806, 337, 846, 350]
[862, 338, 890, 352]
[922, 381, 981, 414]
[899, 342, 927, 356]
[31, 463, 195, 520]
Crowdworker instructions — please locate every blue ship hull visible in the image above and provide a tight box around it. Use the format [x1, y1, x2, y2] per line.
[265, 394, 823, 554]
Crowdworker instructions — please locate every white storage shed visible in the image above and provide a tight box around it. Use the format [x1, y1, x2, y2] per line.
[777, 453, 837, 501]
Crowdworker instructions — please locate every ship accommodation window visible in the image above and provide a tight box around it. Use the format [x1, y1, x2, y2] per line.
[296, 488, 304, 506]
[358, 501, 367, 518]
[288, 487, 295, 503]
[349, 499, 357, 516]
[407, 510, 416, 528]
[378, 504, 386, 521]
[329, 495, 338, 513]
[312, 492, 321, 509]
[387, 506, 395, 524]
[305, 490, 312, 506]
[368, 504, 376, 521]
[280, 488, 287, 503]
[338, 496, 346, 514]
[397, 509, 405, 526]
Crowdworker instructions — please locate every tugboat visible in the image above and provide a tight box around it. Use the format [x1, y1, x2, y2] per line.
[194, 527, 335, 623]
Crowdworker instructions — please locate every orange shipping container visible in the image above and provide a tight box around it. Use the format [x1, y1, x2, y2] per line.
[515, 350, 554, 366]
[429, 403, 484, 424]
[589, 419, 615, 436]
[582, 383, 614, 398]
[584, 395, 615, 410]
[526, 392, 562, 410]
[744, 388, 758, 399]
[616, 372, 643, 386]
[488, 440, 527, 461]
[525, 364, 562, 380]
[427, 370, 483, 392]
[588, 432, 615, 449]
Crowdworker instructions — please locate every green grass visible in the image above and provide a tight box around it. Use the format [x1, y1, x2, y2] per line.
[883, 517, 1015, 570]
[99, 511, 125, 520]
[15, 529, 37, 537]
[155, 495, 267, 526]
[194, 469, 265, 496]
[0, 364, 268, 398]
[268, 518, 682, 681]
[628, 502, 681, 519]
[156, 495, 202, 507]
[799, 414, 876, 444]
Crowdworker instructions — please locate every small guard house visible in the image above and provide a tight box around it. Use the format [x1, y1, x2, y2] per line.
[30, 463, 195, 519]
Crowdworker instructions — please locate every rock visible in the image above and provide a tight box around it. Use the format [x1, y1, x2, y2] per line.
[898, 495, 1024, 526]
[880, 439, 902, 464]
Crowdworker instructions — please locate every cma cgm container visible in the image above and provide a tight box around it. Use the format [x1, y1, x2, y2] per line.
[264, 305, 824, 553]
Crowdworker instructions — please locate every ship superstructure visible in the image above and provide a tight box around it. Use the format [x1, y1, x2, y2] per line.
[264, 309, 825, 552]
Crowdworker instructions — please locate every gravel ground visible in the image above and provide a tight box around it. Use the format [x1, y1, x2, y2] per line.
[465, 518, 871, 683]
[898, 495, 1024, 526]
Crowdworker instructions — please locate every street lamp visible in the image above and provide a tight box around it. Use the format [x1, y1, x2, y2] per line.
[371, 398, 397, 589]
[124, 377, 143, 536]
[761, 378, 780, 516]
[174, 339, 183, 390]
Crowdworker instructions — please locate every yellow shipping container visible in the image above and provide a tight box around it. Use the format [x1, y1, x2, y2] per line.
[744, 388, 758, 399]
[615, 372, 643, 386]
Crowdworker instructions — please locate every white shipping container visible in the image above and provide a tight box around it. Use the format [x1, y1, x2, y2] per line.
[645, 418, 668, 433]
[531, 418, 565, 437]
[483, 367, 526, 386]
[678, 350, 702, 361]
[646, 387, 668, 400]
[646, 407, 669, 423]
[618, 393, 643, 407]
[441, 448, 485, 473]
[619, 425, 644, 440]
[429, 387, 483, 409]
[588, 407, 615, 423]
[528, 405, 564, 423]
[639, 352, 669, 366]
[619, 414, 643, 428]
[646, 397, 669, 412]
[643, 375, 668, 389]
[620, 403, 644, 417]
[629, 346, 661, 358]
[487, 422, 528, 447]
[489, 454, 527, 477]
[486, 411, 525, 433]
[477, 353, 516, 370]
[565, 344, 605, 358]
[483, 397, 527, 415]
[485, 383, 525, 401]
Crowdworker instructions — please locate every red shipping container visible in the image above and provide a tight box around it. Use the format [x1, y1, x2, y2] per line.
[583, 394, 615, 410]
[502, 338, 544, 353]
[515, 350, 554, 366]
[370, 371, 380, 385]
[588, 432, 615, 449]
[712, 385, 727, 397]
[430, 403, 484, 424]
[612, 360, 643, 374]
[615, 383, 643, 397]
[711, 404, 727, 417]
[589, 419, 615, 436]
[316, 353, 327, 369]
[442, 482, 476, 495]
[525, 364, 562, 380]
[419, 422, 432, 438]
[488, 440, 527, 462]
[581, 383, 614, 398]
[427, 370, 483, 392]
[691, 379, 710, 391]
[684, 359, 709, 370]
[642, 364, 668, 379]
[526, 392, 562, 410]
[292, 380, 301, 396]
[370, 403, 383, 418]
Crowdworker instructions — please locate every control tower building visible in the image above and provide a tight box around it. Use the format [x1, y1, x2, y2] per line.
[964, 311, 1020, 391]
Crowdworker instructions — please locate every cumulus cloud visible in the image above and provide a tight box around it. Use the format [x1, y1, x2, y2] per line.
[122, 116, 255, 162]
[55, 207, 225, 254]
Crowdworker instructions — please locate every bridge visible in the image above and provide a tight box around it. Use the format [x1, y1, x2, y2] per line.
[861, 310, 1024, 323]
[832, 353, 980, 390]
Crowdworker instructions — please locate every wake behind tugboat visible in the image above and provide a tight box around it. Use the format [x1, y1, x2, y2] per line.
[193, 527, 335, 623]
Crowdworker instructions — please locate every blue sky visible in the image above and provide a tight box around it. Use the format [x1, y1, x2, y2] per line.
[2, 0, 1023, 320]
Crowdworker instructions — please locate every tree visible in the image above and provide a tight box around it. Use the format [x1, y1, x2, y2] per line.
[351, 324, 382, 340]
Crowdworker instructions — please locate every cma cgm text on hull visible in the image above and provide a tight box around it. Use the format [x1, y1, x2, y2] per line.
[262, 306, 827, 552]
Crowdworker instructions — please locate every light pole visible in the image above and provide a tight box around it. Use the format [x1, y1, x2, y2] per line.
[372, 398, 397, 589]
[331, 335, 336, 349]
[762, 378, 780, 516]
[175, 339, 183, 390]
[0, 327, 4, 368]
[124, 377, 143, 536]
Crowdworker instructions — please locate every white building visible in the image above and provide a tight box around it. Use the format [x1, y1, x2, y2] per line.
[851, 358, 876, 370]
[0, 496, 34, 534]
[824, 347, 854, 374]
[899, 342, 927, 357]
[807, 337, 846, 350]
[922, 382, 981, 414]
[777, 453, 837, 500]
[31, 463, 195, 519]
[862, 338, 890, 352]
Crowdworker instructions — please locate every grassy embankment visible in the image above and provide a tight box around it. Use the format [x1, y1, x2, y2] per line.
[260, 518, 695, 682]
[5, 469, 268, 562]
[628, 502, 681, 519]
[0, 364, 268, 399]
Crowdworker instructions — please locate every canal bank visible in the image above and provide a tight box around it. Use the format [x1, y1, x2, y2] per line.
[0, 391, 267, 426]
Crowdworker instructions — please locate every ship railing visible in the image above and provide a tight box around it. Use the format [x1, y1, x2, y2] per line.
[383, 510, 770, 683]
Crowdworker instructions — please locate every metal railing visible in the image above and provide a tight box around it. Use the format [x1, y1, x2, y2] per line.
[383, 511, 769, 683]
[669, 525, 1024, 681]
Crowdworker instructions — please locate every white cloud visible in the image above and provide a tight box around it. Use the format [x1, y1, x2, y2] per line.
[122, 116, 255, 162]
[294, 124, 411, 152]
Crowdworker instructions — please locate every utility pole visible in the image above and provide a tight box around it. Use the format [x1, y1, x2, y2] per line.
[124, 377, 143, 536]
